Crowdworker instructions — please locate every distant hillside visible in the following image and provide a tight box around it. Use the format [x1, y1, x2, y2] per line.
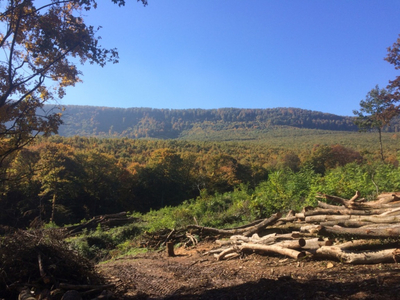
[57, 106, 360, 139]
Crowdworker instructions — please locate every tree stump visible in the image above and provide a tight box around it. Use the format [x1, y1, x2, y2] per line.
[166, 242, 175, 257]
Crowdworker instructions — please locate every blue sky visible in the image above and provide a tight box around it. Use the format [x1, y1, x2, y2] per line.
[61, 0, 400, 116]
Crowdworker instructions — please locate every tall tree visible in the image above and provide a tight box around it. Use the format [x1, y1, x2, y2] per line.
[385, 34, 400, 103]
[353, 85, 398, 161]
[0, 0, 147, 167]
[35, 143, 80, 224]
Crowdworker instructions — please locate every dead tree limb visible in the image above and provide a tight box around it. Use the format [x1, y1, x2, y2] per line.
[187, 212, 282, 237]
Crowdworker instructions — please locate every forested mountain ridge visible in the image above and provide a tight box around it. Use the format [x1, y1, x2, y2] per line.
[56, 106, 366, 139]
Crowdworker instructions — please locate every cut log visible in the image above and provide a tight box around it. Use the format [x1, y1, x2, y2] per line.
[304, 207, 395, 216]
[319, 220, 373, 227]
[317, 201, 346, 210]
[300, 224, 321, 234]
[239, 243, 306, 260]
[275, 238, 306, 249]
[315, 246, 400, 264]
[336, 239, 400, 250]
[190, 191, 400, 264]
[262, 222, 304, 233]
[318, 225, 400, 239]
[230, 232, 302, 245]
[306, 214, 400, 224]
[303, 238, 333, 250]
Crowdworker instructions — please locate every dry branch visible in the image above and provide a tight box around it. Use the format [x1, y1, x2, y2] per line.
[187, 212, 282, 237]
[64, 212, 138, 235]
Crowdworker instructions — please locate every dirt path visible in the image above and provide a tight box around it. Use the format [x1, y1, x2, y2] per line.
[98, 243, 400, 299]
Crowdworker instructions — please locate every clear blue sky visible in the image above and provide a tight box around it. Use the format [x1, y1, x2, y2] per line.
[60, 0, 400, 116]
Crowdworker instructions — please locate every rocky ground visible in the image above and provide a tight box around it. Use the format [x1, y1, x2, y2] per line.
[98, 242, 400, 300]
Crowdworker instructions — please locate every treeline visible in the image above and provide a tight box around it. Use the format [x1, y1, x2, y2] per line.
[57, 106, 365, 138]
[1, 135, 396, 229]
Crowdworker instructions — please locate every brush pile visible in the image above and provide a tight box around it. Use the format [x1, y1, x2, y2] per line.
[180, 192, 400, 264]
[0, 229, 111, 300]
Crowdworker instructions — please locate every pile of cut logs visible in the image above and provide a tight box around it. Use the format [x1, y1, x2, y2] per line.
[187, 192, 400, 264]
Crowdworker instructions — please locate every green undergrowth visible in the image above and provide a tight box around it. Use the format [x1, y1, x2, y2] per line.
[67, 222, 144, 262]
[66, 161, 400, 262]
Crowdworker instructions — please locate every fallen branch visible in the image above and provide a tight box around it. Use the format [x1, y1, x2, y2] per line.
[187, 212, 282, 237]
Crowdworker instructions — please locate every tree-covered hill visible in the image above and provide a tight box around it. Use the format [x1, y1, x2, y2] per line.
[57, 106, 362, 139]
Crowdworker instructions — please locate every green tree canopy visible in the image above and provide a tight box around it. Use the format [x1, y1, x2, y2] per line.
[353, 85, 398, 161]
[0, 0, 147, 167]
[385, 34, 400, 103]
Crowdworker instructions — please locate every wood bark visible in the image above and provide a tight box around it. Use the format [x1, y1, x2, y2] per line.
[304, 207, 395, 216]
[305, 214, 400, 224]
[239, 243, 306, 260]
[318, 225, 400, 239]
[336, 239, 400, 250]
[315, 246, 400, 264]
[166, 242, 175, 257]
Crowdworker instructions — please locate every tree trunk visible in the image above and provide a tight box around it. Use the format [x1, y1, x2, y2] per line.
[239, 243, 306, 260]
[318, 224, 400, 239]
[378, 127, 384, 161]
[166, 242, 175, 257]
[315, 246, 398, 264]
[306, 214, 400, 224]
[336, 239, 400, 250]
[50, 193, 56, 224]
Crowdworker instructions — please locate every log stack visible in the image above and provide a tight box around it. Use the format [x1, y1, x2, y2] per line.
[191, 192, 400, 264]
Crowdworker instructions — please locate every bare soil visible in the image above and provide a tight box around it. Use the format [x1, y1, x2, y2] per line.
[98, 242, 400, 300]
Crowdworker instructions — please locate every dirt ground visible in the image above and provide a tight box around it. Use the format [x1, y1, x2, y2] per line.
[98, 242, 400, 300]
